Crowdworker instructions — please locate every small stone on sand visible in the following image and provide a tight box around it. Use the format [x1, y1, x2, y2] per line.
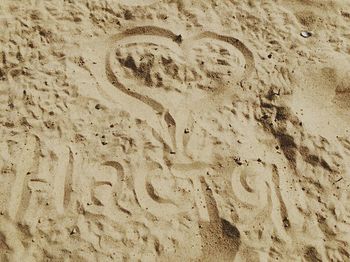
[300, 31, 312, 38]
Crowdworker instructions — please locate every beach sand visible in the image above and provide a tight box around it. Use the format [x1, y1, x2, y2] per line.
[0, 0, 349, 261]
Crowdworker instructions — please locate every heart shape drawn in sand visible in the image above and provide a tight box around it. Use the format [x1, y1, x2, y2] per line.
[105, 26, 254, 151]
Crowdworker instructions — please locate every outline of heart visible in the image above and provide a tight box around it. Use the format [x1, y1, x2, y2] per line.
[105, 26, 255, 155]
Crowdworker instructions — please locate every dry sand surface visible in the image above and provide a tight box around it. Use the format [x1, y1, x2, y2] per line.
[0, 0, 350, 261]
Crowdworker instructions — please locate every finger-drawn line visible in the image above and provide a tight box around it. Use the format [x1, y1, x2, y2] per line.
[133, 162, 179, 219]
[102, 161, 125, 197]
[193, 31, 254, 80]
[271, 165, 290, 230]
[230, 163, 291, 242]
[199, 177, 241, 261]
[53, 145, 70, 214]
[63, 148, 74, 211]
[231, 163, 270, 208]
[16, 135, 41, 223]
[8, 135, 38, 221]
[170, 164, 211, 221]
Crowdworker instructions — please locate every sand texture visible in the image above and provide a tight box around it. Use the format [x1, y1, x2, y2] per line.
[0, 0, 350, 261]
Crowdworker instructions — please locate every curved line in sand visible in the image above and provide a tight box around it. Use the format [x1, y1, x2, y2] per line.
[106, 26, 254, 113]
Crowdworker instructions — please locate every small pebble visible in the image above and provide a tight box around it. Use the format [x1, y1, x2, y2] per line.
[174, 34, 182, 43]
[70, 228, 77, 235]
[300, 31, 312, 38]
